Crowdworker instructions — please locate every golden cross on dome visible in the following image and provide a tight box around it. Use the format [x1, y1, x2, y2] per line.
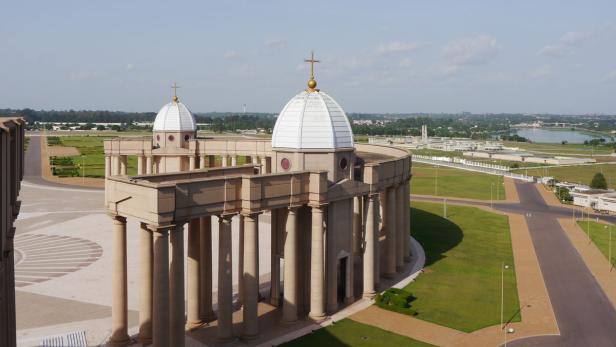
[304, 51, 320, 92]
[304, 51, 320, 80]
[171, 82, 180, 102]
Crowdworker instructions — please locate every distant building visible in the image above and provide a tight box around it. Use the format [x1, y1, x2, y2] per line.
[570, 189, 616, 214]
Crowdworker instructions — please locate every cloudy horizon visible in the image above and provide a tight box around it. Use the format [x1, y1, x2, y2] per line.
[2, 1, 616, 114]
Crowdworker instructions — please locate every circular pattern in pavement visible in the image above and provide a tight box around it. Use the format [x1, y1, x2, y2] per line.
[13, 233, 103, 287]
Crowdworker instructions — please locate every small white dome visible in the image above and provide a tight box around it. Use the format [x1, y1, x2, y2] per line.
[153, 100, 197, 132]
[272, 91, 354, 149]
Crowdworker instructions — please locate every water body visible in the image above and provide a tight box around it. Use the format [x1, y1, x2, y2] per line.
[514, 128, 607, 144]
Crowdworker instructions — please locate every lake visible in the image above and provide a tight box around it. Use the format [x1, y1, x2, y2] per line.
[514, 128, 607, 144]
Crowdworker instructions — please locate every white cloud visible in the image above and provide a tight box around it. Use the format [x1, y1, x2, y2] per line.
[601, 69, 616, 83]
[376, 41, 420, 55]
[443, 35, 499, 66]
[539, 31, 592, 57]
[530, 65, 552, 79]
[264, 39, 287, 49]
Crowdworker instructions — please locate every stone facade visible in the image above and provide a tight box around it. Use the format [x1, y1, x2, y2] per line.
[104, 135, 412, 346]
[0, 117, 25, 347]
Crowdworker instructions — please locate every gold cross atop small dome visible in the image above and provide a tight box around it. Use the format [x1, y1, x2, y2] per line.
[304, 51, 320, 92]
[171, 82, 180, 103]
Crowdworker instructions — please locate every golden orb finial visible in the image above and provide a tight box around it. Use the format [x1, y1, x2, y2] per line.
[171, 82, 180, 103]
[304, 51, 320, 92]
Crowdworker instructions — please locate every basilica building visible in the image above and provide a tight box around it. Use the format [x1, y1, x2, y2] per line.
[104, 55, 412, 346]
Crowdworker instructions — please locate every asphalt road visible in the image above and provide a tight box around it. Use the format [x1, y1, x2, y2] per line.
[414, 182, 616, 346]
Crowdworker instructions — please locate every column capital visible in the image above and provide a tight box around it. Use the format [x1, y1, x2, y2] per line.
[288, 204, 303, 213]
[241, 211, 262, 218]
[147, 224, 172, 235]
[218, 213, 236, 222]
[308, 202, 328, 210]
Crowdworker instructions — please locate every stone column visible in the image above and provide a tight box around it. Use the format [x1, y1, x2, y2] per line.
[113, 155, 121, 176]
[137, 155, 144, 175]
[260, 157, 268, 174]
[199, 155, 206, 169]
[282, 207, 299, 323]
[353, 196, 362, 256]
[139, 223, 153, 344]
[231, 155, 238, 166]
[270, 209, 281, 306]
[221, 155, 228, 167]
[217, 215, 234, 342]
[105, 155, 112, 178]
[396, 184, 404, 271]
[309, 205, 326, 319]
[120, 156, 127, 175]
[374, 196, 381, 288]
[251, 156, 258, 167]
[153, 227, 170, 347]
[199, 216, 216, 322]
[169, 223, 185, 347]
[404, 180, 411, 262]
[241, 213, 260, 340]
[189, 156, 196, 170]
[187, 219, 202, 328]
[363, 195, 377, 298]
[385, 187, 397, 278]
[238, 215, 245, 306]
[146, 156, 153, 174]
[109, 215, 130, 345]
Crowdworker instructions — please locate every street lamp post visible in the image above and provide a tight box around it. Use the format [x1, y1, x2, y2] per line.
[501, 263, 509, 347]
[491, 183, 494, 209]
[443, 198, 447, 219]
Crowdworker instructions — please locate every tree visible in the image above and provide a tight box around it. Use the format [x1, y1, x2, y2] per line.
[96, 125, 106, 131]
[590, 172, 608, 189]
[557, 187, 573, 202]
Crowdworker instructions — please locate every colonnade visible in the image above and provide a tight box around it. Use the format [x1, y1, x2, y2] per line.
[106, 166, 410, 346]
[104, 154, 272, 178]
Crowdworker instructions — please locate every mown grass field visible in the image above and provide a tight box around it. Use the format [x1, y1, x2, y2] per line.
[404, 201, 520, 332]
[411, 163, 505, 200]
[280, 319, 435, 347]
[577, 220, 616, 267]
[48, 135, 137, 177]
[514, 164, 616, 189]
[504, 141, 614, 156]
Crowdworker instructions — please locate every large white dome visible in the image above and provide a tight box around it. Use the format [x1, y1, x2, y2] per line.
[271, 91, 354, 149]
[152, 100, 197, 132]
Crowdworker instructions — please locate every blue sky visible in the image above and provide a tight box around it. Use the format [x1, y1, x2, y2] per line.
[2, 1, 616, 114]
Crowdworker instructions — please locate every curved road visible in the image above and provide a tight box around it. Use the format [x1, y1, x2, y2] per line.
[415, 181, 616, 346]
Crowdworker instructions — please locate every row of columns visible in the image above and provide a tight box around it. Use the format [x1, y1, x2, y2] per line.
[108, 183, 409, 346]
[109, 211, 262, 346]
[382, 180, 412, 279]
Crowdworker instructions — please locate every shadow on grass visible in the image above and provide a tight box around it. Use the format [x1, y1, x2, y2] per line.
[410, 206, 463, 267]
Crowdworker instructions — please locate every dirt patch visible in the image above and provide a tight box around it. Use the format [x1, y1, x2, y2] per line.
[48, 146, 80, 156]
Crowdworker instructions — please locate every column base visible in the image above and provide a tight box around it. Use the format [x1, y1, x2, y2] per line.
[308, 313, 327, 322]
[270, 296, 280, 307]
[404, 256, 412, 263]
[186, 320, 206, 330]
[281, 317, 298, 325]
[362, 291, 376, 299]
[344, 297, 354, 305]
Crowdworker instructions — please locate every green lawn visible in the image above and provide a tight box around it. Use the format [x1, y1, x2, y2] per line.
[280, 319, 435, 347]
[404, 201, 520, 332]
[514, 164, 616, 189]
[411, 163, 506, 200]
[577, 220, 616, 267]
[504, 141, 614, 156]
[48, 135, 138, 177]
